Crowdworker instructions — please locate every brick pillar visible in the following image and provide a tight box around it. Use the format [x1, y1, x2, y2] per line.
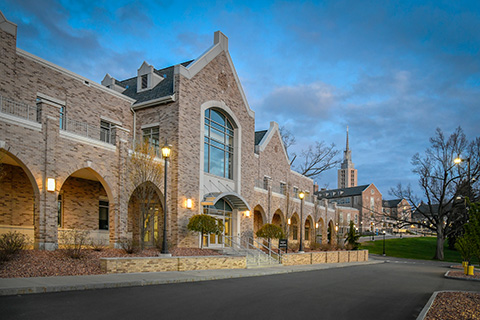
[35, 102, 60, 250]
[112, 126, 130, 248]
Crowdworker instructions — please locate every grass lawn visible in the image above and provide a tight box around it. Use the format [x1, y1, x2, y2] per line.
[360, 236, 480, 265]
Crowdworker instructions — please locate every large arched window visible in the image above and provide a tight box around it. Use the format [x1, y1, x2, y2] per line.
[204, 108, 234, 179]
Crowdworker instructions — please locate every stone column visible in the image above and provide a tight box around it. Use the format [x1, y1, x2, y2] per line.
[112, 125, 131, 248]
[35, 101, 60, 250]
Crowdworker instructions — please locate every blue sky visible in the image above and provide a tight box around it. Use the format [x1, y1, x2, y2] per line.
[1, 0, 479, 198]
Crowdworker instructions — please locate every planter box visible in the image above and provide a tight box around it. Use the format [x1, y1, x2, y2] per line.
[326, 251, 339, 263]
[311, 252, 327, 264]
[101, 255, 246, 274]
[338, 251, 349, 263]
[282, 252, 311, 266]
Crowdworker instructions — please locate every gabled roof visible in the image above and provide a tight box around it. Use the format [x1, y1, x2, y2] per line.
[254, 130, 267, 146]
[117, 61, 192, 105]
[383, 199, 403, 208]
[316, 184, 370, 199]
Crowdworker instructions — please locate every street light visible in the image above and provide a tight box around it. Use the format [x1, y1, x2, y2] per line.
[382, 230, 386, 256]
[298, 191, 305, 252]
[454, 156, 471, 196]
[161, 143, 172, 254]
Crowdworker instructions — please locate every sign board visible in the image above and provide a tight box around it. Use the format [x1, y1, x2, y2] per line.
[278, 238, 288, 249]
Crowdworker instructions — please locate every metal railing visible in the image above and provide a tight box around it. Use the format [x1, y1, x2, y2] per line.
[224, 235, 282, 266]
[63, 118, 116, 145]
[254, 179, 267, 190]
[0, 95, 41, 123]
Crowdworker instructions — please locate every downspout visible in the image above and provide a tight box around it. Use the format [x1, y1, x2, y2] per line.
[130, 105, 136, 147]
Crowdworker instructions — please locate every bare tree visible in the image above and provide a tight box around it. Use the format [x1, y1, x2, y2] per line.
[279, 126, 296, 159]
[279, 127, 340, 181]
[296, 141, 340, 180]
[391, 127, 480, 260]
[128, 140, 164, 250]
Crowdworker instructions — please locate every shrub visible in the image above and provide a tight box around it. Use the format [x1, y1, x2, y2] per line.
[344, 221, 360, 250]
[288, 242, 299, 252]
[59, 229, 89, 259]
[119, 238, 139, 254]
[89, 237, 108, 251]
[309, 241, 322, 251]
[0, 232, 29, 261]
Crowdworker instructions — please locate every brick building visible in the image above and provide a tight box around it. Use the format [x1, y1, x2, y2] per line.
[0, 11, 345, 250]
[316, 184, 382, 234]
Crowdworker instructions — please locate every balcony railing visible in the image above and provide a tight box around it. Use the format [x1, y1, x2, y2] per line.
[254, 179, 267, 190]
[63, 118, 116, 145]
[0, 95, 40, 123]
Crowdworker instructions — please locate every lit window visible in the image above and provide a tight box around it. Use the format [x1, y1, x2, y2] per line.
[204, 108, 234, 179]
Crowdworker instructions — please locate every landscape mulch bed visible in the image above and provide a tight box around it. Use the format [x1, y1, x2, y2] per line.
[0, 248, 220, 278]
[425, 292, 480, 320]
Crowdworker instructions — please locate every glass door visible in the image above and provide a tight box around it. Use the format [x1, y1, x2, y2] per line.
[203, 199, 233, 248]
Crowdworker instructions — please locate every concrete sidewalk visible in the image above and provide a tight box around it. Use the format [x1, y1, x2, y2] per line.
[0, 260, 382, 296]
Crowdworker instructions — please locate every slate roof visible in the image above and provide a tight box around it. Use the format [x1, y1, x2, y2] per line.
[117, 60, 193, 105]
[315, 184, 370, 199]
[254, 130, 267, 145]
[382, 199, 403, 208]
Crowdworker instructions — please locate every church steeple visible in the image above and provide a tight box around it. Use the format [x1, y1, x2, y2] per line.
[341, 126, 354, 170]
[338, 126, 358, 188]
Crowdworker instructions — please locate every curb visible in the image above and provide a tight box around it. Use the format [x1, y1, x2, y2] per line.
[0, 260, 382, 296]
[416, 291, 439, 320]
[416, 290, 480, 320]
[444, 270, 480, 282]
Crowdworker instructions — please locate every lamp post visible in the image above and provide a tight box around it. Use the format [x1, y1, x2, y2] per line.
[454, 157, 471, 196]
[298, 191, 305, 252]
[161, 143, 172, 254]
[382, 230, 386, 256]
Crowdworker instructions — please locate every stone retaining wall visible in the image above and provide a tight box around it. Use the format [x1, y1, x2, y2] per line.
[282, 250, 368, 266]
[101, 250, 368, 273]
[100, 255, 246, 274]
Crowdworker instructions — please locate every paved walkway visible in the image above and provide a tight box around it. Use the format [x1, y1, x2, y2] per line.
[0, 260, 381, 296]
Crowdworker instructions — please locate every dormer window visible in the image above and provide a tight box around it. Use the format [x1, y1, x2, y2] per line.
[136, 61, 164, 93]
[141, 74, 148, 89]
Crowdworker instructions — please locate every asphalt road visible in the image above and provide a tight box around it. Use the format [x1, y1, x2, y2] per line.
[1, 260, 478, 320]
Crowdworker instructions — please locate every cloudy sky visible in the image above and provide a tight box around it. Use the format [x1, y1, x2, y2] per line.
[1, 0, 479, 198]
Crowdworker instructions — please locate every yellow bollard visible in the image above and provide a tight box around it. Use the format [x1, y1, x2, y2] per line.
[464, 264, 469, 275]
[462, 261, 468, 268]
[467, 265, 474, 276]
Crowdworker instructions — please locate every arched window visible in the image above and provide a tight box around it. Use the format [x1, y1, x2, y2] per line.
[204, 108, 234, 179]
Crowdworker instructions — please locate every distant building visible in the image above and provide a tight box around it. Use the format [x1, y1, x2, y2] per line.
[382, 199, 411, 232]
[337, 127, 357, 189]
[316, 184, 382, 234]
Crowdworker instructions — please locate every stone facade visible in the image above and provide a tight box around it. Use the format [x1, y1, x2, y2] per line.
[0, 11, 352, 251]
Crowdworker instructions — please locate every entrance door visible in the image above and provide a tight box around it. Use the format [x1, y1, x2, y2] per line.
[143, 204, 159, 246]
[203, 199, 233, 248]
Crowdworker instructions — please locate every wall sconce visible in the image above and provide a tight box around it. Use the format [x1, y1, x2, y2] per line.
[186, 198, 193, 209]
[315, 222, 319, 228]
[244, 210, 250, 217]
[288, 218, 291, 225]
[47, 178, 55, 192]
